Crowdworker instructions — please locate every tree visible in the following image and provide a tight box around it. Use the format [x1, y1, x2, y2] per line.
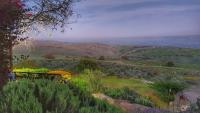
[98, 56, 105, 60]
[152, 81, 185, 103]
[43, 53, 56, 60]
[76, 59, 99, 72]
[0, 0, 77, 88]
[121, 55, 129, 60]
[166, 61, 175, 67]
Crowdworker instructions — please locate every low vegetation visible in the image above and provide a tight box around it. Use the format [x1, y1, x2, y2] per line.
[101, 76, 168, 108]
[0, 79, 123, 113]
[76, 59, 99, 72]
[104, 87, 154, 107]
[11, 45, 200, 112]
[76, 70, 156, 107]
[152, 80, 186, 103]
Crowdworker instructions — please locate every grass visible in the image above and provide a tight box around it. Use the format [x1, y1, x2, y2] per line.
[101, 76, 168, 108]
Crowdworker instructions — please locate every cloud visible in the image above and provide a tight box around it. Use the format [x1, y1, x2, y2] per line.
[76, 0, 200, 24]
[35, 0, 200, 40]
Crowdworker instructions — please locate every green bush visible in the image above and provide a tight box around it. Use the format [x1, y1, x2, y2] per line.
[80, 70, 104, 92]
[152, 80, 186, 102]
[0, 79, 123, 113]
[0, 80, 43, 113]
[76, 59, 99, 72]
[165, 61, 175, 67]
[98, 56, 105, 60]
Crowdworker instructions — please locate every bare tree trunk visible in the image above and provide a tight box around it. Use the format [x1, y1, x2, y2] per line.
[0, 72, 8, 89]
[9, 44, 13, 71]
[0, 36, 9, 89]
[0, 48, 9, 89]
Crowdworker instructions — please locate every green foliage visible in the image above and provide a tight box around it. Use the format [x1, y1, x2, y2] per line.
[80, 70, 104, 92]
[166, 61, 175, 67]
[104, 87, 154, 107]
[0, 79, 123, 113]
[68, 78, 123, 113]
[98, 56, 105, 60]
[76, 59, 99, 72]
[152, 80, 186, 102]
[43, 54, 56, 60]
[0, 80, 43, 113]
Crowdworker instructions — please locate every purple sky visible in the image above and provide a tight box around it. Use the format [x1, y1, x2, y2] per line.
[31, 0, 200, 42]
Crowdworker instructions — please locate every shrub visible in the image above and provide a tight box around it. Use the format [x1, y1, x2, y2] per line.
[98, 56, 105, 60]
[0, 79, 123, 113]
[80, 70, 105, 92]
[0, 80, 43, 113]
[152, 80, 185, 102]
[76, 59, 99, 72]
[166, 61, 175, 67]
[43, 54, 56, 60]
[68, 79, 123, 113]
[121, 56, 129, 60]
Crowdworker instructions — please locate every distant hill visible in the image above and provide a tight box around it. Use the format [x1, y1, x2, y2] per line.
[100, 35, 200, 49]
[13, 40, 119, 58]
[14, 39, 200, 59]
[13, 39, 200, 70]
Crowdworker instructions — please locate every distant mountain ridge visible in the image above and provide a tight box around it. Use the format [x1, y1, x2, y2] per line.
[13, 40, 119, 58]
[99, 35, 200, 49]
[13, 36, 200, 59]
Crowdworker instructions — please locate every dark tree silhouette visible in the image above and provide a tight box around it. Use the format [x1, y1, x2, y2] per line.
[0, 0, 77, 88]
[43, 53, 56, 60]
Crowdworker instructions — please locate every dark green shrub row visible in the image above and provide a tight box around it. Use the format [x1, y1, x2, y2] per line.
[0, 79, 123, 113]
[103, 87, 154, 107]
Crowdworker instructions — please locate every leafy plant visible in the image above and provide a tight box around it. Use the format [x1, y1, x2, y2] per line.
[152, 80, 186, 102]
[0, 79, 123, 113]
[166, 61, 175, 67]
[76, 59, 99, 72]
[81, 70, 105, 92]
[43, 54, 56, 60]
[98, 56, 105, 60]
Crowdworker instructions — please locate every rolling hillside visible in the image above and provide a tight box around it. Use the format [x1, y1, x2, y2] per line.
[14, 40, 200, 69]
[14, 40, 119, 58]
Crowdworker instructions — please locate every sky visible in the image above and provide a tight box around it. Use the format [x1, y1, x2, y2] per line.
[31, 0, 200, 42]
